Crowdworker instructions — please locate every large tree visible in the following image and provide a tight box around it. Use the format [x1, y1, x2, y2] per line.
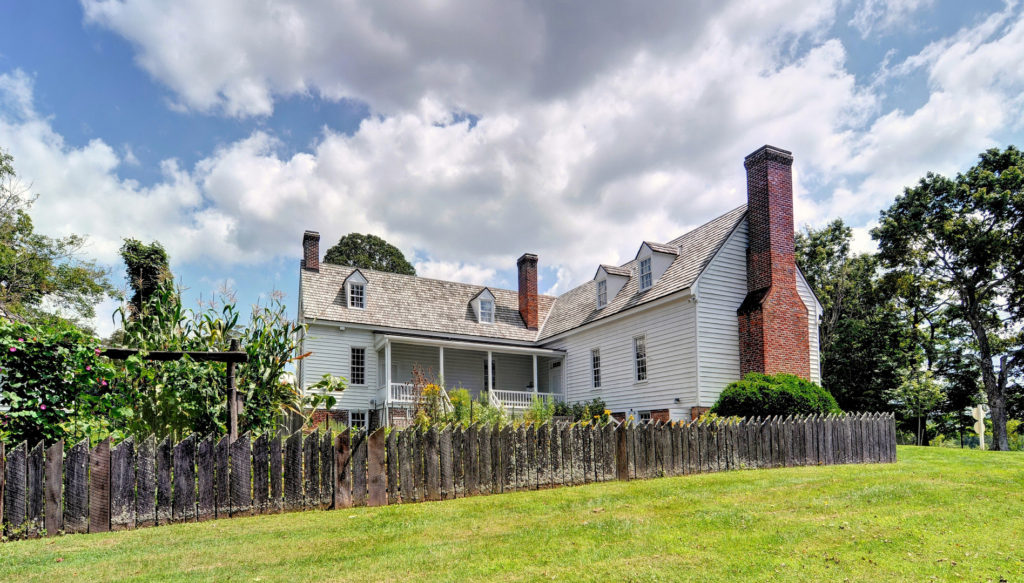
[873, 146, 1024, 450]
[323, 233, 416, 275]
[796, 220, 914, 413]
[0, 148, 113, 324]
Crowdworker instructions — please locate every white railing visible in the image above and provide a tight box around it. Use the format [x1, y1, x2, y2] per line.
[386, 383, 453, 413]
[490, 390, 558, 411]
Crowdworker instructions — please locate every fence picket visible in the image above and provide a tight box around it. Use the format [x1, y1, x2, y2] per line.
[27, 442, 44, 536]
[367, 428, 387, 507]
[466, 424, 479, 495]
[197, 435, 215, 521]
[478, 426, 492, 495]
[44, 441, 62, 536]
[230, 432, 252, 517]
[4, 442, 26, 536]
[252, 433, 268, 514]
[89, 438, 111, 533]
[156, 437, 172, 525]
[387, 428, 400, 504]
[398, 428, 413, 503]
[110, 437, 135, 531]
[352, 431, 367, 507]
[284, 431, 303, 511]
[304, 431, 320, 506]
[172, 434, 196, 523]
[270, 430, 283, 513]
[453, 426, 465, 497]
[335, 431, 353, 509]
[216, 435, 230, 517]
[425, 426, 441, 501]
[440, 426, 454, 500]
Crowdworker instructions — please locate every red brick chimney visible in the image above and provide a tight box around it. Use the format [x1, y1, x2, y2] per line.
[517, 253, 539, 330]
[737, 145, 810, 379]
[303, 230, 320, 272]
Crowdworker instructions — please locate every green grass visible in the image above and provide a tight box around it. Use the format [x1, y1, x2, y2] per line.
[2, 446, 1022, 582]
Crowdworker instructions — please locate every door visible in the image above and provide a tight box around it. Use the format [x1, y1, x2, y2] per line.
[549, 361, 563, 396]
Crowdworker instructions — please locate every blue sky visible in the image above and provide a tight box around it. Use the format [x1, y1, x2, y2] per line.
[1, 0, 1022, 336]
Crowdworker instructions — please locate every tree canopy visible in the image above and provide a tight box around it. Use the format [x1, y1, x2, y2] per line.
[323, 233, 416, 275]
[120, 238, 171, 316]
[873, 145, 1024, 451]
[0, 148, 113, 325]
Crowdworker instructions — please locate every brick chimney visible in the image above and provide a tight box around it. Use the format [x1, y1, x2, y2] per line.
[517, 253, 539, 330]
[737, 145, 810, 379]
[303, 230, 320, 272]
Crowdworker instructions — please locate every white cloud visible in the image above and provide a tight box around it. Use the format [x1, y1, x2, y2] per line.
[2, 1, 1020, 303]
[850, 0, 935, 38]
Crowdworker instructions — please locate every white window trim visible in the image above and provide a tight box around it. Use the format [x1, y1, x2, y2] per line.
[591, 348, 601, 389]
[633, 335, 648, 383]
[638, 257, 653, 291]
[350, 346, 367, 386]
[349, 410, 368, 430]
[348, 283, 366, 309]
[479, 298, 495, 324]
[596, 279, 608, 308]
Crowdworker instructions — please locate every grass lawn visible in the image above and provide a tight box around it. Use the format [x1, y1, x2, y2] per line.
[1, 446, 1021, 582]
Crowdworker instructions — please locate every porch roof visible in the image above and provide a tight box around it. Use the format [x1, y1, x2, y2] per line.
[373, 333, 565, 357]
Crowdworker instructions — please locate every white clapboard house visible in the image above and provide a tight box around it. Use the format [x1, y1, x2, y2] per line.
[296, 145, 821, 428]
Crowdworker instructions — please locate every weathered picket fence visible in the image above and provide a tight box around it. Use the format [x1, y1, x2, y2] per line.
[1, 412, 896, 539]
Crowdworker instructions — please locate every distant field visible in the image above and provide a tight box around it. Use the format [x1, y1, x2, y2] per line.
[1, 446, 1021, 582]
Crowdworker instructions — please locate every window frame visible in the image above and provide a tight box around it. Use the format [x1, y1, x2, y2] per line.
[591, 348, 601, 389]
[349, 410, 368, 430]
[350, 346, 366, 386]
[596, 279, 608, 308]
[479, 298, 495, 324]
[349, 283, 366, 309]
[483, 359, 497, 390]
[633, 335, 648, 383]
[638, 257, 653, 291]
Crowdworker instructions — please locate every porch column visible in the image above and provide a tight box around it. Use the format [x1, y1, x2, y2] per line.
[384, 340, 392, 426]
[439, 346, 445, 386]
[532, 355, 538, 395]
[487, 351, 493, 392]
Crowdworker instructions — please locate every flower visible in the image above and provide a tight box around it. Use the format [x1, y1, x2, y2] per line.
[17, 338, 24, 342]
[86, 365, 92, 371]
[40, 404, 46, 410]
[8, 347, 15, 352]
[101, 380, 108, 386]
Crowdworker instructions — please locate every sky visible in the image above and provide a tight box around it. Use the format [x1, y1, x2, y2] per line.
[1, 0, 1023, 337]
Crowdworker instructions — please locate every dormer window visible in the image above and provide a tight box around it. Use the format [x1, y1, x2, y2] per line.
[471, 288, 496, 324]
[480, 299, 494, 323]
[349, 283, 365, 309]
[343, 269, 368, 310]
[596, 279, 608, 308]
[639, 257, 653, 291]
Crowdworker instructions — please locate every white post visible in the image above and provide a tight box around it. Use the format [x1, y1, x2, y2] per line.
[384, 340, 392, 427]
[487, 351, 493, 393]
[532, 354, 538, 396]
[439, 346, 445, 386]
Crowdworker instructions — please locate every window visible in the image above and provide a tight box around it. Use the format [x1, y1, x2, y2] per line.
[483, 359, 496, 389]
[349, 283, 365, 309]
[639, 257, 652, 291]
[591, 349, 601, 388]
[638, 411, 652, 423]
[479, 298, 495, 323]
[349, 410, 368, 430]
[633, 335, 647, 382]
[596, 279, 607, 308]
[350, 347, 366, 385]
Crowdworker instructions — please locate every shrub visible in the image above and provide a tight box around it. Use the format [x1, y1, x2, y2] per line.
[710, 372, 842, 418]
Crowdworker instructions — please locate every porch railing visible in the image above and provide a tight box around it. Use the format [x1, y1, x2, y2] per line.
[384, 382, 452, 413]
[490, 389, 558, 411]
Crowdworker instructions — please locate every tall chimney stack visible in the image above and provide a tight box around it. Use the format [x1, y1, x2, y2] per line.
[303, 230, 320, 272]
[517, 253, 539, 330]
[737, 146, 810, 379]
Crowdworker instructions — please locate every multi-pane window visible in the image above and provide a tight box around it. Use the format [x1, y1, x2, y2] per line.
[591, 349, 601, 388]
[349, 283, 365, 309]
[480, 299, 495, 323]
[350, 347, 366, 385]
[633, 335, 647, 382]
[638, 411, 652, 423]
[639, 257, 652, 291]
[349, 411, 368, 430]
[596, 279, 607, 308]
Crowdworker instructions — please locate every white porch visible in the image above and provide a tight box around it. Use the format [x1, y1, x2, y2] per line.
[372, 334, 566, 423]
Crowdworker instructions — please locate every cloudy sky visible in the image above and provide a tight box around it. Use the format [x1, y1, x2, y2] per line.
[1, 0, 1023, 335]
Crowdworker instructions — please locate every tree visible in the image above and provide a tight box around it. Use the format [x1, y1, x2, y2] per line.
[120, 238, 171, 316]
[795, 220, 913, 412]
[0, 148, 113, 324]
[888, 372, 944, 446]
[873, 146, 1024, 450]
[323, 233, 416, 275]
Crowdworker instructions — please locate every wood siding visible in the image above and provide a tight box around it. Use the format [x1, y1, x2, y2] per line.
[695, 219, 748, 408]
[796, 270, 822, 384]
[300, 324, 378, 411]
[542, 296, 697, 415]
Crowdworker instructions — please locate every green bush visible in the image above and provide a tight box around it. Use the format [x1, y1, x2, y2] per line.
[710, 372, 842, 418]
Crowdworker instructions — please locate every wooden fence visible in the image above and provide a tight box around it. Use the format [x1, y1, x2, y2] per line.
[1, 413, 896, 539]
